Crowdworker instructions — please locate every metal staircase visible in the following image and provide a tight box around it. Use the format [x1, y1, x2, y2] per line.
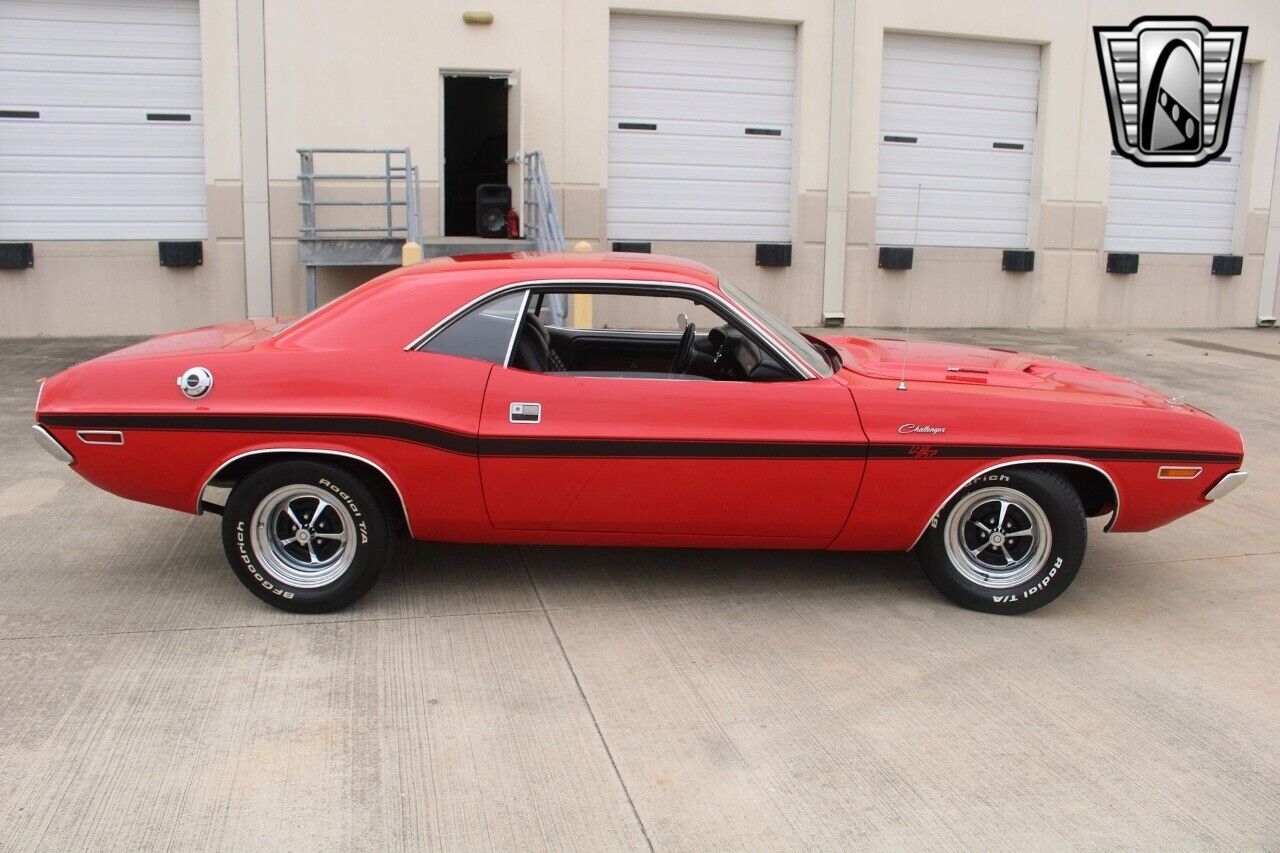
[297, 147, 561, 310]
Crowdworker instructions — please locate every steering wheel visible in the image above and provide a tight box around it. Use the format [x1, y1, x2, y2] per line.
[670, 322, 697, 374]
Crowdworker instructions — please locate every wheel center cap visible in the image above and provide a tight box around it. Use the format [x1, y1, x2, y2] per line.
[989, 532, 1006, 547]
[295, 529, 311, 544]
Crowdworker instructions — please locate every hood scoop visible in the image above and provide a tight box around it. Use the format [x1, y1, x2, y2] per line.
[823, 334, 1182, 407]
[824, 335, 1047, 389]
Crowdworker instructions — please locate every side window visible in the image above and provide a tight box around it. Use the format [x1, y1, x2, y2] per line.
[422, 290, 524, 364]
[535, 292, 725, 331]
[517, 289, 794, 382]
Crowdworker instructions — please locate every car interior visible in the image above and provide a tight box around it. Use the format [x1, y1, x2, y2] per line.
[509, 291, 795, 382]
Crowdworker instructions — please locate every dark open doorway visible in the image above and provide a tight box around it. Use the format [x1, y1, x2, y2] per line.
[443, 75, 509, 237]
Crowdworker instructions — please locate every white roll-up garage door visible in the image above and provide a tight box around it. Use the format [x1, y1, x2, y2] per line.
[608, 14, 795, 242]
[0, 0, 206, 240]
[875, 33, 1040, 248]
[1105, 65, 1252, 254]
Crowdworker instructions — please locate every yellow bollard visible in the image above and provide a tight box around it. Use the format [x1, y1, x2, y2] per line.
[571, 293, 592, 329]
[571, 241, 593, 327]
[401, 241, 423, 266]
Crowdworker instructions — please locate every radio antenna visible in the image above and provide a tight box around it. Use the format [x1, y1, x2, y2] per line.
[898, 183, 921, 391]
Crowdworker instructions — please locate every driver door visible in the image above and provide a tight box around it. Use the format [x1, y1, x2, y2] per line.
[477, 368, 866, 542]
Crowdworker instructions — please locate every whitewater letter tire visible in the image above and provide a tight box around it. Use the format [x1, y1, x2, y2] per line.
[916, 468, 1086, 614]
[221, 460, 392, 613]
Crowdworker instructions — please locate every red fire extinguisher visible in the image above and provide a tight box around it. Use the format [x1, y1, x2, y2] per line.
[505, 208, 519, 238]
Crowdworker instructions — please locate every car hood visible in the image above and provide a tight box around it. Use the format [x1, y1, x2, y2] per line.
[822, 335, 1180, 408]
[96, 317, 293, 361]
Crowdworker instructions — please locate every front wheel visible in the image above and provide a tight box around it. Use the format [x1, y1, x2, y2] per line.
[221, 460, 393, 613]
[915, 468, 1086, 614]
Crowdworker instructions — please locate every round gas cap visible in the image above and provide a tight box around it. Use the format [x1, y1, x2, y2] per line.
[178, 366, 213, 398]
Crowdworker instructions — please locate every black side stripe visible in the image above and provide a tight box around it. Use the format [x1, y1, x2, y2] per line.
[866, 444, 1241, 464]
[480, 438, 868, 459]
[40, 413, 477, 455]
[36, 413, 1242, 464]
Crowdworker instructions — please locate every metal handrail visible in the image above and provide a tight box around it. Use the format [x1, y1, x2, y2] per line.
[298, 173, 407, 181]
[522, 150, 565, 253]
[301, 226, 411, 233]
[298, 147, 412, 154]
[304, 200, 407, 206]
[522, 150, 568, 322]
[297, 147, 422, 242]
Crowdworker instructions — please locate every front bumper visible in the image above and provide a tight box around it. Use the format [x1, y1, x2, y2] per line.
[32, 424, 73, 464]
[1204, 470, 1247, 501]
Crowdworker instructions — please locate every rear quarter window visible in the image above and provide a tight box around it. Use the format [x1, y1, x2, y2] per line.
[421, 290, 524, 364]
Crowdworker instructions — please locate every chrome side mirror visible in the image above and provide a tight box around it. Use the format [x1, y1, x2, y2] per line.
[677, 312, 689, 330]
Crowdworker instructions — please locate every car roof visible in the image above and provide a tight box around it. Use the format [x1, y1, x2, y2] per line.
[399, 251, 721, 288]
[278, 252, 724, 351]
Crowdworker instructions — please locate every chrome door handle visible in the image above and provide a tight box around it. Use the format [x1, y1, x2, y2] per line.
[509, 402, 541, 423]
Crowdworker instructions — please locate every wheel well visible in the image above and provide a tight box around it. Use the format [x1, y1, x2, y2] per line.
[1023, 462, 1118, 523]
[200, 451, 410, 535]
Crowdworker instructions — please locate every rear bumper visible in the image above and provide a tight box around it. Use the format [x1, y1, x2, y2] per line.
[1204, 470, 1247, 501]
[32, 424, 73, 464]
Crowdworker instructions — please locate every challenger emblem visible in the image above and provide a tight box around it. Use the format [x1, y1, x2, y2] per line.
[1094, 17, 1247, 167]
[898, 424, 946, 435]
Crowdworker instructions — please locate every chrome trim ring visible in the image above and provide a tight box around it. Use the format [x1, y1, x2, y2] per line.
[1205, 470, 1247, 500]
[178, 366, 214, 399]
[32, 424, 73, 464]
[943, 486, 1053, 589]
[249, 484, 358, 588]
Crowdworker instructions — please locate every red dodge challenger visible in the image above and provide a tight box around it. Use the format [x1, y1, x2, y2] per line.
[33, 253, 1246, 614]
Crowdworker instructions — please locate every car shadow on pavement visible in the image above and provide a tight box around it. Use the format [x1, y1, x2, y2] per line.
[370, 538, 933, 617]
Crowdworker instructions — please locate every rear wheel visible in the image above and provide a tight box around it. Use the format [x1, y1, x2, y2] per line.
[221, 461, 392, 612]
[915, 468, 1086, 614]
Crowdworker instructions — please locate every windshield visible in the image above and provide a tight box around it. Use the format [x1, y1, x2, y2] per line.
[720, 280, 833, 377]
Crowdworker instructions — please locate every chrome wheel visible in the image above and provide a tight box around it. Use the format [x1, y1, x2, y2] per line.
[250, 485, 357, 588]
[943, 487, 1052, 589]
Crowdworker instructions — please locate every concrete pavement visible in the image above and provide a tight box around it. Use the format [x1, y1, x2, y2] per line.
[1, 328, 1277, 850]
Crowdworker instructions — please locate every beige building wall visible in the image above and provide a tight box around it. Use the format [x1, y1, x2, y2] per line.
[2, 0, 1278, 335]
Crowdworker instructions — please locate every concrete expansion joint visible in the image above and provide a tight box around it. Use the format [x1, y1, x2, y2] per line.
[515, 545, 656, 852]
